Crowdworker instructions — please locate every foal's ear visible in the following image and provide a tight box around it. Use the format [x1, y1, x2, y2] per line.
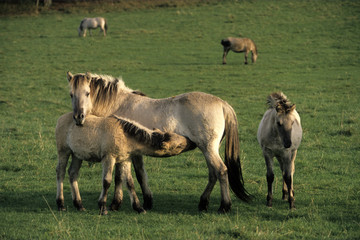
[275, 103, 284, 113]
[289, 104, 296, 112]
[85, 72, 92, 82]
[67, 72, 73, 82]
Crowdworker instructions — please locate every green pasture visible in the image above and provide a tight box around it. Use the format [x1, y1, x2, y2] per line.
[0, 0, 359, 239]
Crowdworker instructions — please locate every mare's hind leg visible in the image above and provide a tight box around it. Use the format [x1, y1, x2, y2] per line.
[68, 156, 85, 211]
[56, 151, 70, 211]
[98, 156, 116, 215]
[132, 155, 153, 210]
[110, 163, 123, 211]
[198, 166, 217, 212]
[200, 147, 232, 213]
[123, 161, 145, 214]
[263, 148, 275, 207]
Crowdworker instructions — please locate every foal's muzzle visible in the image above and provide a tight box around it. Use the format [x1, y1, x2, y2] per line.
[73, 113, 85, 126]
[283, 140, 292, 148]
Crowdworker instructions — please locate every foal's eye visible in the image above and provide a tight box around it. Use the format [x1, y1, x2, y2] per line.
[85, 92, 90, 97]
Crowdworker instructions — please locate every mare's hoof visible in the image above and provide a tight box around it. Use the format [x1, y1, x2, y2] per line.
[218, 201, 231, 214]
[198, 199, 209, 212]
[222, 62, 227, 65]
[143, 195, 153, 210]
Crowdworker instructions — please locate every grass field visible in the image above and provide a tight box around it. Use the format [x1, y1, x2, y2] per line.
[1, 0, 360, 239]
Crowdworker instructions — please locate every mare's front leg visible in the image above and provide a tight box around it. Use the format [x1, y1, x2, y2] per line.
[56, 151, 70, 211]
[98, 156, 116, 215]
[263, 148, 274, 207]
[68, 156, 85, 211]
[244, 50, 249, 64]
[123, 161, 146, 213]
[132, 155, 153, 210]
[222, 48, 230, 64]
[109, 163, 123, 211]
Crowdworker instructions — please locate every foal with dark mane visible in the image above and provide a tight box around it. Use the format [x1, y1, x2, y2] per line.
[56, 113, 195, 215]
[257, 92, 302, 209]
[66, 71, 251, 213]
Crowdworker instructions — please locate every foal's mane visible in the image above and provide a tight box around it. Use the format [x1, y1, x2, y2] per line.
[267, 92, 295, 114]
[112, 115, 169, 149]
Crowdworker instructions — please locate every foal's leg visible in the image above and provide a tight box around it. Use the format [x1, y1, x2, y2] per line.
[109, 163, 123, 211]
[263, 148, 274, 207]
[282, 153, 296, 209]
[98, 156, 115, 215]
[222, 48, 230, 64]
[56, 151, 70, 211]
[123, 161, 146, 213]
[132, 155, 153, 210]
[68, 156, 85, 211]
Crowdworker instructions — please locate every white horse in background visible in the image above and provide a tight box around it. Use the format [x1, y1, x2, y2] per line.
[78, 17, 107, 37]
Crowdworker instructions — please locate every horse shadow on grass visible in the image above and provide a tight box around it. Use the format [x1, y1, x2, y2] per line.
[0, 189, 225, 215]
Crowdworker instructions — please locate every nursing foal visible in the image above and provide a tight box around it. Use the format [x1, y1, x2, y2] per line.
[56, 113, 195, 215]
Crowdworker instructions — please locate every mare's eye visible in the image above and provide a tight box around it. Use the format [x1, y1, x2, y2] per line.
[85, 92, 90, 97]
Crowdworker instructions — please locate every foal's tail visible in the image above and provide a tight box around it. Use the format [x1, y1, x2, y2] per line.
[223, 103, 252, 202]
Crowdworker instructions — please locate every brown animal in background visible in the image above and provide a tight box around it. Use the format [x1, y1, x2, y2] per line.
[221, 37, 258, 64]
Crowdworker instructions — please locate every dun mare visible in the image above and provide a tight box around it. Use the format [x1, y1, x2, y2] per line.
[56, 112, 195, 215]
[257, 92, 302, 209]
[221, 37, 258, 65]
[66, 72, 251, 213]
[78, 17, 107, 37]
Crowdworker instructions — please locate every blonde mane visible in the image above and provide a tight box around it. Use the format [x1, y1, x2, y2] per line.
[69, 72, 135, 116]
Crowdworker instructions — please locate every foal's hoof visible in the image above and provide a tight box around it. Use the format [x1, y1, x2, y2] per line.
[137, 207, 146, 214]
[78, 207, 86, 212]
[58, 206, 66, 211]
[110, 200, 122, 211]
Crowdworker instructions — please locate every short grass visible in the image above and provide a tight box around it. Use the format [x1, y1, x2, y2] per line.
[0, 0, 359, 239]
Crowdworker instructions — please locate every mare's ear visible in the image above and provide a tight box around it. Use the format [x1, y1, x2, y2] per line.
[67, 72, 73, 82]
